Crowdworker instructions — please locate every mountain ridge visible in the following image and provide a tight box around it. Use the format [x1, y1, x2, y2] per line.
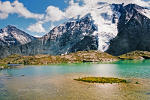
[0, 25, 36, 46]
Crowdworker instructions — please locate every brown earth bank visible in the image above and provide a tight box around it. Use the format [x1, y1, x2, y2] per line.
[0, 50, 118, 69]
[119, 50, 150, 60]
[1, 50, 150, 69]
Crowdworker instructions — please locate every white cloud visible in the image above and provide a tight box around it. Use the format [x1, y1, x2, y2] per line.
[64, 0, 150, 19]
[0, 0, 44, 20]
[12, 1, 44, 19]
[45, 6, 65, 22]
[27, 5, 65, 33]
[27, 6, 65, 33]
[65, 0, 86, 18]
[27, 21, 46, 33]
[0, 12, 8, 19]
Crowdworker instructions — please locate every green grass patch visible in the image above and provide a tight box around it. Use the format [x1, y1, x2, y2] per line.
[0, 64, 10, 69]
[74, 77, 127, 83]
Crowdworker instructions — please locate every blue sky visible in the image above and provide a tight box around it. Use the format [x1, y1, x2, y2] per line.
[0, 0, 70, 36]
[0, 0, 150, 36]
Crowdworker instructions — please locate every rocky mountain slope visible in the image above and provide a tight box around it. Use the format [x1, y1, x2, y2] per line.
[0, 25, 36, 46]
[0, 15, 98, 58]
[106, 4, 150, 56]
[41, 3, 150, 56]
[41, 14, 98, 55]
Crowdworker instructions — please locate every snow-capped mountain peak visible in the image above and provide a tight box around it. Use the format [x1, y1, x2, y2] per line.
[77, 3, 150, 52]
[0, 25, 36, 46]
[78, 3, 123, 51]
[42, 3, 150, 55]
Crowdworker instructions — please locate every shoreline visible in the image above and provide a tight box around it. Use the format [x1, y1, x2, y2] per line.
[1, 50, 150, 70]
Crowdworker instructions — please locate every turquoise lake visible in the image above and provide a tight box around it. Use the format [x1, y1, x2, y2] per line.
[0, 60, 150, 100]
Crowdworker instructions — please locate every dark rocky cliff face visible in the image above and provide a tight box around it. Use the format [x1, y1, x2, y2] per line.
[106, 4, 150, 56]
[41, 14, 98, 55]
[69, 35, 98, 53]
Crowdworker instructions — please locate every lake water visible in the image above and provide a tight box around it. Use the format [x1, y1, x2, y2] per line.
[0, 60, 150, 100]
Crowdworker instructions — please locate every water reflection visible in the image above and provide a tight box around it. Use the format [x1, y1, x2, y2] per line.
[89, 64, 118, 77]
[115, 59, 150, 65]
[114, 60, 150, 78]
[1, 60, 150, 78]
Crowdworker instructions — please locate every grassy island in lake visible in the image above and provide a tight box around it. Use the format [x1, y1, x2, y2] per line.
[74, 77, 127, 83]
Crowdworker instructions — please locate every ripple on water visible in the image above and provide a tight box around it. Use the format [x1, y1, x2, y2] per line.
[0, 82, 9, 98]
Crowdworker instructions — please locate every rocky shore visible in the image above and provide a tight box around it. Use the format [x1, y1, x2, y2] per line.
[119, 51, 150, 60]
[0, 51, 118, 67]
[1, 50, 150, 70]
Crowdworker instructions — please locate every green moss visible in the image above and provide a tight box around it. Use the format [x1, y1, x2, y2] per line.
[0, 64, 10, 69]
[74, 77, 127, 83]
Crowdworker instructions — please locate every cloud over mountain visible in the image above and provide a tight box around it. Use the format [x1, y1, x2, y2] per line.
[27, 21, 46, 33]
[0, 0, 44, 19]
[36, 0, 150, 33]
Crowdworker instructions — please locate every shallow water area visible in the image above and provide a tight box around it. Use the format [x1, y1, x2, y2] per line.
[0, 60, 150, 100]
